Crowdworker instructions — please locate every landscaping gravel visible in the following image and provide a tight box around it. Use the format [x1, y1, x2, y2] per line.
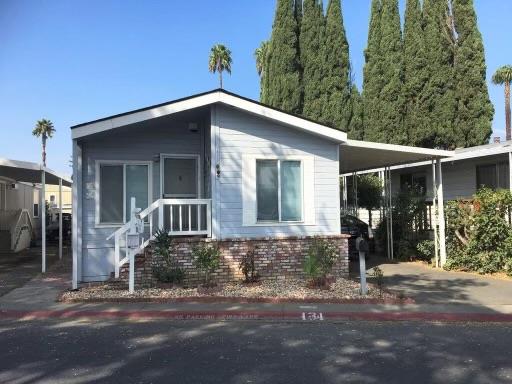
[61, 278, 399, 302]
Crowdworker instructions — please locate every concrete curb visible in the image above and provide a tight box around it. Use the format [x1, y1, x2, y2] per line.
[1, 309, 512, 322]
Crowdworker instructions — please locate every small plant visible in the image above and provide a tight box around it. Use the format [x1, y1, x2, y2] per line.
[370, 266, 384, 297]
[303, 238, 338, 287]
[193, 242, 221, 287]
[416, 239, 435, 262]
[239, 247, 260, 283]
[151, 229, 185, 285]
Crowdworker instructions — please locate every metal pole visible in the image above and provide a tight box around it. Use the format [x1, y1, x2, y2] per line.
[58, 178, 63, 260]
[436, 159, 447, 266]
[354, 172, 359, 217]
[388, 167, 394, 260]
[41, 169, 46, 273]
[431, 160, 439, 268]
[359, 250, 367, 295]
[385, 167, 391, 259]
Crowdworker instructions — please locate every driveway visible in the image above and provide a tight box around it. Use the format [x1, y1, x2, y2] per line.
[0, 245, 68, 297]
[351, 255, 512, 307]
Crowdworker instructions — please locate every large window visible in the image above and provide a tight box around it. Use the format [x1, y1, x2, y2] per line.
[98, 162, 150, 225]
[256, 160, 302, 222]
[476, 162, 509, 190]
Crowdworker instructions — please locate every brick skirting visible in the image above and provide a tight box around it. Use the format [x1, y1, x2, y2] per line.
[118, 235, 350, 288]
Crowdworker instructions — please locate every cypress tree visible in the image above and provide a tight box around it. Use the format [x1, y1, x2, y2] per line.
[319, 0, 351, 130]
[420, 0, 456, 148]
[376, 0, 404, 144]
[300, 0, 325, 121]
[403, 0, 428, 146]
[452, 0, 494, 147]
[347, 85, 364, 140]
[266, 0, 302, 114]
[362, 0, 383, 142]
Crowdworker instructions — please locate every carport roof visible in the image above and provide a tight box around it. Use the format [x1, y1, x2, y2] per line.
[0, 158, 72, 186]
[339, 139, 454, 174]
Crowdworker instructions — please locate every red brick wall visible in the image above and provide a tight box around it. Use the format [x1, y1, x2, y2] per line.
[119, 235, 349, 288]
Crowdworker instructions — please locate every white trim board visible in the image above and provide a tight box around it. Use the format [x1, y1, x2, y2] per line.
[71, 90, 348, 144]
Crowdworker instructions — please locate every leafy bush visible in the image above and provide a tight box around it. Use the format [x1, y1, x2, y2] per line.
[445, 188, 512, 275]
[239, 247, 260, 283]
[416, 239, 435, 262]
[370, 266, 384, 297]
[150, 230, 185, 284]
[303, 238, 338, 286]
[375, 187, 429, 260]
[193, 242, 221, 287]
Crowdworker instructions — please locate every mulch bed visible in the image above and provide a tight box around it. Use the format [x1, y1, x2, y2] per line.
[59, 278, 413, 305]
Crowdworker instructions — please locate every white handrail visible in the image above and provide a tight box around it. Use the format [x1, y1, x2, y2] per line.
[108, 198, 212, 280]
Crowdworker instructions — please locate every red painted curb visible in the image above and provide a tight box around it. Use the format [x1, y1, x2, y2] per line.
[1, 309, 512, 322]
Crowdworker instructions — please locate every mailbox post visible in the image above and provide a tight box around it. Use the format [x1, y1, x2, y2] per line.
[127, 197, 143, 294]
[356, 236, 369, 296]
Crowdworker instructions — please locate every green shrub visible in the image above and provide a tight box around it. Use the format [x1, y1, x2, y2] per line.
[445, 188, 512, 275]
[193, 242, 221, 287]
[303, 238, 338, 285]
[416, 239, 435, 262]
[370, 266, 384, 297]
[150, 230, 185, 284]
[239, 247, 260, 283]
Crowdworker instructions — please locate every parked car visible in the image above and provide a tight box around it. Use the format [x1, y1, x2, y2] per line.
[46, 213, 72, 242]
[340, 214, 374, 258]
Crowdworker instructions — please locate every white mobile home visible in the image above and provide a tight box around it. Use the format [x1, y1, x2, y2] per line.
[71, 89, 452, 288]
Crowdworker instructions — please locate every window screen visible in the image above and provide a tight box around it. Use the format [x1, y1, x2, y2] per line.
[477, 164, 498, 190]
[256, 160, 279, 221]
[100, 165, 124, 223]
[281, 161, 302, 221]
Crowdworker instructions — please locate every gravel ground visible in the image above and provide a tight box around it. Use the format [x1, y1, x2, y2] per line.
[61, 278, 398, 302]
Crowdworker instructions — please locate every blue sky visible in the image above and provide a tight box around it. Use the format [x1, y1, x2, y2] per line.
[1, 0, 510, 176]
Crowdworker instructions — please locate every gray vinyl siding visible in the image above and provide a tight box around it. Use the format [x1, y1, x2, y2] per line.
[214, 105, 341, 239]
[390, 153, 510, 201]
[79, 119, 207, 281]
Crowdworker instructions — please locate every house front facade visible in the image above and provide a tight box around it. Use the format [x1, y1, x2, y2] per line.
[71, 89, 453, 288]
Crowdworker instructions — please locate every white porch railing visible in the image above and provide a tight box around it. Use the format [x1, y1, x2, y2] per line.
[107, 198, 212, 285]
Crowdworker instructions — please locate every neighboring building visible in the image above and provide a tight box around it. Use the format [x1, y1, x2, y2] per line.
[45, 184, 72, 213]
[71, 89, 451, 287]
[0, 158, 72, 254]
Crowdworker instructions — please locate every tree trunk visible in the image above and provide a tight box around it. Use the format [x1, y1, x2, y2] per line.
[220, 71, 223, 89]
[506, 82, 511, 141]
[42, 135, 47, 167]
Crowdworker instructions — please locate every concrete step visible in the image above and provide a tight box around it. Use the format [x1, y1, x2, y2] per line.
[0, 230, 10, 251]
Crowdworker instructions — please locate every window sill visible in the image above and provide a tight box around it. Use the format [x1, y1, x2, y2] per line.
[244, 221, 314, 227]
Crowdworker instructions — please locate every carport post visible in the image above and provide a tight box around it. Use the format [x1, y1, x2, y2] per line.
[509, 151, 512, 193]
[41, 169, 46, 273]
[388, 167, 394, 260]
[431, 160, 439, 268]
[59, 178, 63, 260]
[436, 159, 447, 266]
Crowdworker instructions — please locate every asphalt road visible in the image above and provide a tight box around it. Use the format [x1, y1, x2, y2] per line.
[0, 319, 511, 384]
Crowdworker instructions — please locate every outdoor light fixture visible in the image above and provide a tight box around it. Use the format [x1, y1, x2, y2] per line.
[188, 122, 199, 133]
[216, 163, 221, 177]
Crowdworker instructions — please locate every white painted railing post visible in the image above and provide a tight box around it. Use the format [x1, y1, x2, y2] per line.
[158, 199, 164, 230]
[206, 200, 212, 238]
[114, 232, 120, 278]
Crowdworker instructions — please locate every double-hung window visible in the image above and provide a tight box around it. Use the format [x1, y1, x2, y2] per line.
[256, 159, 303, 222]
[97, 162, 150, 225]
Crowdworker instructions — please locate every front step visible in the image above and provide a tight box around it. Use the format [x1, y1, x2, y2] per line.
[0, 230, 10, 251]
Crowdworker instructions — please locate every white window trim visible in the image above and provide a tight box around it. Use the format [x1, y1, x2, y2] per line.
[95, 160, 153, 228]
[243, 154, 315, 227]
[256, 159, 304, 224]
[159, 154, 201, 198]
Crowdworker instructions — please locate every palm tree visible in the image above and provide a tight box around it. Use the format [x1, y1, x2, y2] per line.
[208, 44, 232, 89]
[32, 119, 55, 167]
[254, 41, 269, 77]
[492, 65, 512, 141]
